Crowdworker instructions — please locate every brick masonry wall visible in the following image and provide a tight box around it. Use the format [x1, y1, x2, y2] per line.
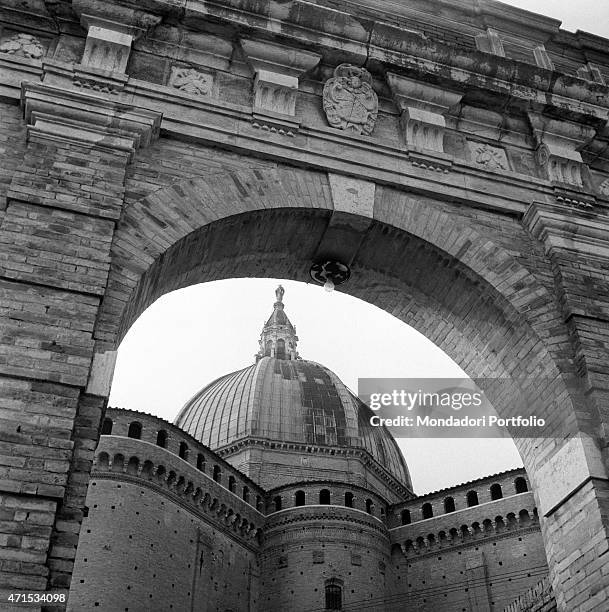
[261, 505, 390, 612]
[504, 577, 557, 612]
[389, 528, 548, 612]
[68, 478, 259, 612]
[389, 490, 547, 611]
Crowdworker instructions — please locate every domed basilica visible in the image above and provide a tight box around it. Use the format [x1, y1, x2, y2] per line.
[68, 288, 552, 611]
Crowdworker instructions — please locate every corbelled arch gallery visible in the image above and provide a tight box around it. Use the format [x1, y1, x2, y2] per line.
[0, 0, 609, 610]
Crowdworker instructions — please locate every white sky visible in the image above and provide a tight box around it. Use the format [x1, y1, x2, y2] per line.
[498, 0, 607, 37]
[109, 2, 609, 495]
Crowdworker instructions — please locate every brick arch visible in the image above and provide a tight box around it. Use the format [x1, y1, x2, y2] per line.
[97, 167, 582, 474]
[96, 168, 574, 428]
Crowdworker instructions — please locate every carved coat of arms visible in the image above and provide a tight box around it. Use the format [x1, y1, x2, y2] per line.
[322, 64, 378, 136]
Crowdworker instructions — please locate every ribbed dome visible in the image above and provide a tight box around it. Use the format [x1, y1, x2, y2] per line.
[174, 357, 411, 487]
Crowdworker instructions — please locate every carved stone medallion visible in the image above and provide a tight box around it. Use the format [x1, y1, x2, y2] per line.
[322, 64, 378, 136]
[468, 141, 509, 171]
[170, 67, 213, 96]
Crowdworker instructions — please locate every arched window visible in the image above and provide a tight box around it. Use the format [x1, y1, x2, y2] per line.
[101, 418, 113, 435]
[256, 496, 263, 511]
[466, 491, 479, 507]
[401, 509, 411, 525]
[515, 477, 528, 493]
[444, 497, 455, 513]
[325, 581, 342, 611]
[422, 502, 433, 519]
[179, 441, 188, 460]
[212, 465, 221, 483]
[156, 430, 167, 448]
[319, 489, 331, 505]
[265, 340, 272, 356]
[519, 509, 530, 524]
[228, 476, 236, 493]
[276, 338, 286, 359]
[273, 496, 282, 511]
[490, 483, 503, 500]
[365, 499, 374, 514]
[127, 422, 142, 439]
[344, 492, 354, 508]
[295, 490, 305, 506]
[196, 453, 205, 471]
[243, 486, 250, 503]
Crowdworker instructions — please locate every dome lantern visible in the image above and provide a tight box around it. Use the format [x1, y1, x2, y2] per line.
[256, 285, 299, 361]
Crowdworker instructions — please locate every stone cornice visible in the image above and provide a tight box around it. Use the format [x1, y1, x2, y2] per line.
[216, 436, 413, 499]
[21, 78, 162, 157]
[524, 202, 609, 259]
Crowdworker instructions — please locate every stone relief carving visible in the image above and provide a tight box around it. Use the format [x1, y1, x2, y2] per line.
[469, 141, 509, 171]
[170, 67, 214, 96]
[598, 179, 609, 196]
[322, 64, 378, 136]
[0, 33, 45, 60]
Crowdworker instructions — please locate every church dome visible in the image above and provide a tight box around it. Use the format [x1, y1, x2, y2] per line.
[174, 286, 411, 487]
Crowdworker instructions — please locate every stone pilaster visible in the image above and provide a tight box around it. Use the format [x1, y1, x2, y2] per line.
[523, 201, 609, 610]
[0, 30, 161, 591]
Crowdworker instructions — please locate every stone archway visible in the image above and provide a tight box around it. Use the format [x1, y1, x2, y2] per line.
[1, 134, 607, 612]
[64, 164, 597, 610]
[1, 0, 609, 605]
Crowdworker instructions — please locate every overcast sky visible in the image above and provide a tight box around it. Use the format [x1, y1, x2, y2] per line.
[109, 2, 609, 495]
[500, 0, 606, 37]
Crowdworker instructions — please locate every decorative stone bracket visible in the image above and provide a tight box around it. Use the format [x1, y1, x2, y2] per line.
[527, 112, 597, 205]
[22, 81, 162, 159]
[474, 28, 506, 57]
[81, 16, 135, 73]
[68, 12, 161, 94]
[240, 39, 321, 136]
[387, 73, 462, 171]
